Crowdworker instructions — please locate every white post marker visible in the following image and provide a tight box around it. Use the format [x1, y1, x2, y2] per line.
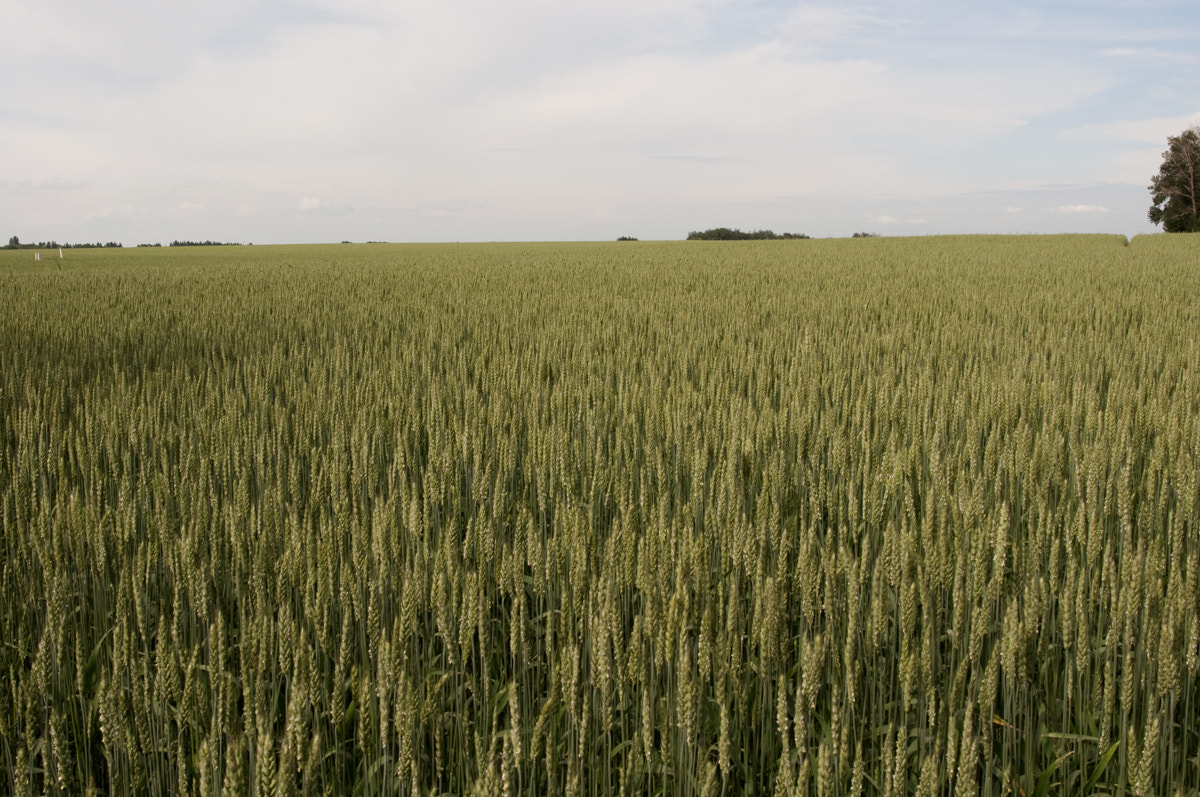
[35, 252, 40, 260]
[59, 248, 63, 258]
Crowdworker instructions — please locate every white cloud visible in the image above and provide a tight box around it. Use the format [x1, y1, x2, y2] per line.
[1100, 47, 1198, 64]
[78, 205, 143, 225]
[877, 215, 899, 224]
[0, 0, 1182, 242]
[775, 5, 911, 45]
[1005, 206, 1023, 213]
[1050, 205, 1108, 213]
[1104, 148, 1166, 186]
[1063, 111, 1200, 144]
[298, 197, 353, 214]
[0, 178, 88, 193]
[449, 37, 1109, 208]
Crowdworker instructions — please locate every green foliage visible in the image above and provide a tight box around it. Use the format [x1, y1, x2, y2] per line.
[687, 227, 810, 240]
[1148, 125, 1200, 232]
[3, 238, 123, 249]
[1, 236, 1198, 796]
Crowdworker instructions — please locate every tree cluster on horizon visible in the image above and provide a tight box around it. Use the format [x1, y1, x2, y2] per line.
[686, 227, 811, 240]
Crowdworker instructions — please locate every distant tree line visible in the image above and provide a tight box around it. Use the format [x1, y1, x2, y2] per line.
[686, 228, 811, 240]
[616, 236, 639, 241]
[4, 235, 248, 249]
[852, 232, 880, 238]
[5, 236, 122, 249]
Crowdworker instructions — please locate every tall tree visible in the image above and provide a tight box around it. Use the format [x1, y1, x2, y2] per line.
[1148, 125, 1200, 232]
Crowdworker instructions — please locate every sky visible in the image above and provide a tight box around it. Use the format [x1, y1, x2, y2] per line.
[2, 0, 1198, 244]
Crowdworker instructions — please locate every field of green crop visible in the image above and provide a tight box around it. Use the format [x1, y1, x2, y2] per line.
[1, 235, 1198, 796]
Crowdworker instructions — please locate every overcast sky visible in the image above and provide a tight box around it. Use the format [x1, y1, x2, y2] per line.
[2, 0, 1198, 243]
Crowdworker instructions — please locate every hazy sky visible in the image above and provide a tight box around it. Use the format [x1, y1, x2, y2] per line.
[3, 0, 1198, 243]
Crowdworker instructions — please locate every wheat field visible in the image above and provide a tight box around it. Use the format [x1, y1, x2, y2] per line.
[1, 235, 1198, 796]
